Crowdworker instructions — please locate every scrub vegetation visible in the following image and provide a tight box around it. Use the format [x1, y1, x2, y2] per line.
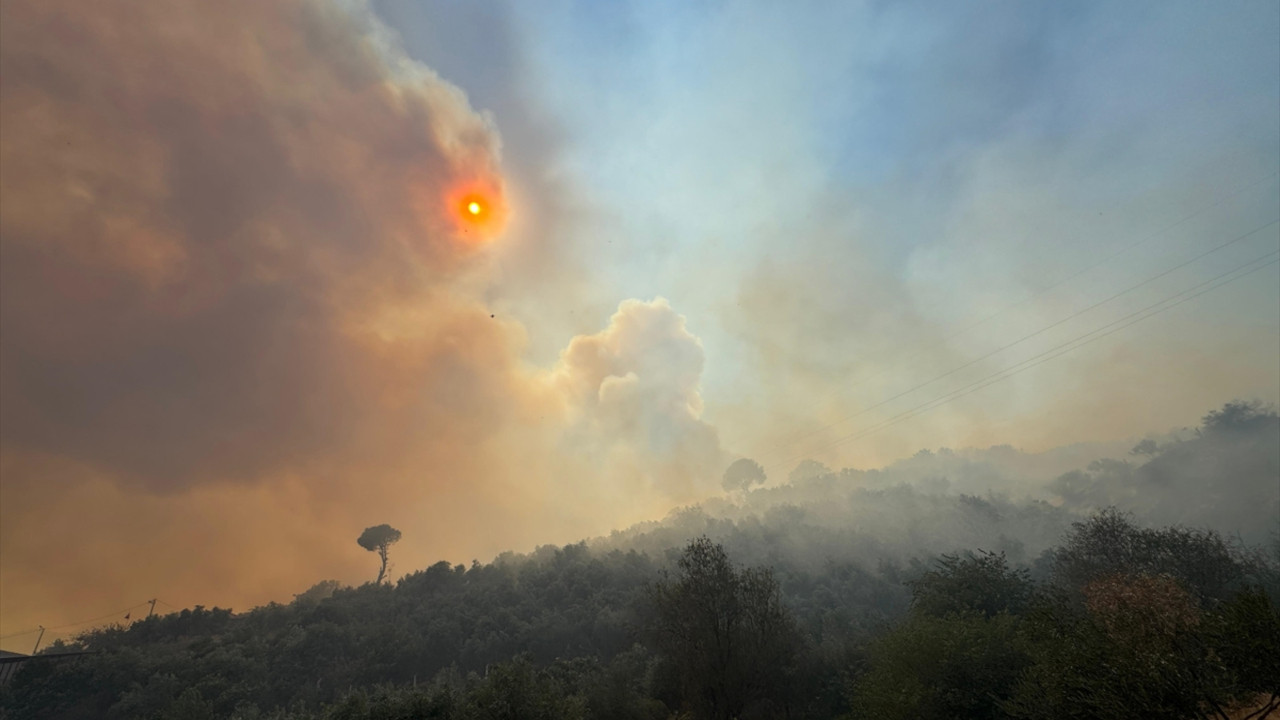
[3, 403, 1276, 719]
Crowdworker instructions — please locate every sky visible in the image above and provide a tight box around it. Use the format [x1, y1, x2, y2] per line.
[1, 0, 1278, 649]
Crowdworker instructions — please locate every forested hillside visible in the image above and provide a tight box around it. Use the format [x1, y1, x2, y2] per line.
[3, 403, 1277, 720]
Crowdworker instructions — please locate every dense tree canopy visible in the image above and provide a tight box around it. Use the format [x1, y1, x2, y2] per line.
[6, 398, 1279, 720]
[650, 537, 803, 719]
[4, 508, 1274, 720]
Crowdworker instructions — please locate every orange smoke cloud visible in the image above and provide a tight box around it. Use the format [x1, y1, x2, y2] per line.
[0, 0, 527, 641]
[0, 0, 723, 647]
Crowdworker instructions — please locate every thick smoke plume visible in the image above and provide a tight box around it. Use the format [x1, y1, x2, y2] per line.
[0, 0, 721, 642]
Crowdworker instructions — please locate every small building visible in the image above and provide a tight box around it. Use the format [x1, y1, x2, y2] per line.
[0, 649, 95, 688]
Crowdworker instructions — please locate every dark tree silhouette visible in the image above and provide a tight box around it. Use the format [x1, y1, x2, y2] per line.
[1200, 400, 1274, 435]
[908, 550, 1033, 618]
[721, 457, 766, 495]
[357, 524, 402, 584]
[651, 536, 801, 720]
[788, 458, 831, 484]
[1051, 508, 1244, 602]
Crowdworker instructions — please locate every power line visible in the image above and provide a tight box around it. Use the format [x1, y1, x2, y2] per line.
[784, 250, 1279, 464]
[806, 252, 1280, 459]
[848, 172, 1276, 393]
[0, 601, 156, 641]
[1, 599, 185, 644]
[761, 216, 1279, 467]
[781, 249, 1280, 466]
[758, 170, 1278, 462]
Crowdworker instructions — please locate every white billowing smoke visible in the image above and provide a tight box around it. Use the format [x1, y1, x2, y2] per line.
[551, 298, 724, 503]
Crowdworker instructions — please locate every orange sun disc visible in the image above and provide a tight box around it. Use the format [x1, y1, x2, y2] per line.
[445, 180, 507, 242]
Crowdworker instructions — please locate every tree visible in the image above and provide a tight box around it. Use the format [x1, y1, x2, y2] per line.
[650, 537, 802, 720]
[357, 524, 402, 584]
[850, 612, 1026, 720]
[1130, 438, 1161, 457]
[1200, 400, 1275, 436]
[1209, 587, 1280, 718]
[908, 550, 1033, 619]
[788, 459, 831, 484]
[293, 579, 344, 606]
[850, 550, 1033, 719]
[721, 458, 766, 495]
[464, 655, 589, 720]
[1008, 574, 1237, 720]
[1050, 509, 1244, 603]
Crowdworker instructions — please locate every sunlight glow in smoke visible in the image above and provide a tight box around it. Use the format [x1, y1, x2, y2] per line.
[446, 181, 506, 241]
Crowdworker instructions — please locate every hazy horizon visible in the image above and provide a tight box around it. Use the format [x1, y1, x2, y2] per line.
[3, 402, 1273, 653]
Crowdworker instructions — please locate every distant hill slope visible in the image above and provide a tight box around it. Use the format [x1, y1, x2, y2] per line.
[2, 402, 1275, 719]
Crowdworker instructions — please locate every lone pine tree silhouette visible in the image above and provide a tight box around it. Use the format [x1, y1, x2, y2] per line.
[357, 524, 402, 584]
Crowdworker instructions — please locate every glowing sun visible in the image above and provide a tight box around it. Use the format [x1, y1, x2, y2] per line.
[445, 181, 507, 241]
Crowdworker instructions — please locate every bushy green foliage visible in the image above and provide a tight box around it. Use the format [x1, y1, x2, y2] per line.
[908, 550, 1032, 618]
[3, 507, 1274, 720]
[849, 551, 1032, 720]
[2, 535, 899, 719]
[1049, 508, 1248, 603]
[850, 612, 1026, 720]
[1208, 587, 1280, 700]
[1005, 576, 1279, 720]
[650, 537, 804, 719]
[844, 509, 1278, 720]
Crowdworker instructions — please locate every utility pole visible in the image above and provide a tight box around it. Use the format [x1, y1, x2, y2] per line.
[146, 599, 157, 618]
[31, 626, 44, 655]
